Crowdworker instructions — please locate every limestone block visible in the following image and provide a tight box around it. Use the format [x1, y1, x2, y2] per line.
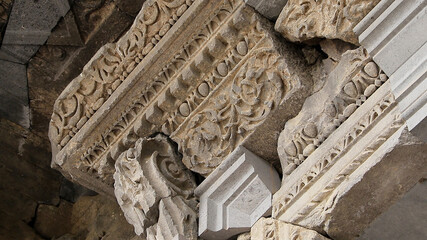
[170, 5, 311, 176]
[273, 76, 427, 238]
[354, 0, 427, 141]
[113, 135, 197, 238]
[251, 218, 329, 240]
[275, 0, 381, 44]
[195, 146, 281, 240]
[49, 0, 311, 195]
[244, 0, 288, 20]
[277, 47, 388, 176]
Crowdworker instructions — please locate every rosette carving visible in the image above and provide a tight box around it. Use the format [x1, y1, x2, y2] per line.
[175, 49, 288, 176]
[113, 134, 197, 237]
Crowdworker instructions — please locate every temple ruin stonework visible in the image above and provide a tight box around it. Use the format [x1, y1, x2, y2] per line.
[44, 0, 426, 239]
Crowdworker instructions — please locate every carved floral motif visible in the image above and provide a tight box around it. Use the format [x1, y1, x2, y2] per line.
[174, 49, 289, 175]
[71, 1, 264, 185]
[49, 0, 195, 150]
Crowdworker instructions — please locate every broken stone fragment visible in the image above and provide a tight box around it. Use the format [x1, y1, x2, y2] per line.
[251, 217, 329, 240]
[274, 0, 381, 45]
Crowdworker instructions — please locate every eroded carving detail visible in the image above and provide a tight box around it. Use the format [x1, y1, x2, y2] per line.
[72, 0, 248, 184]
[273, 85, 399, 219]
[173, 48, 291, 175]
[251, 218, 329, 240]
[114, 134, 197, 238]
[278, 48, 388, 176]
[275, 0, 381, 44]
[49, 0, 195, 150]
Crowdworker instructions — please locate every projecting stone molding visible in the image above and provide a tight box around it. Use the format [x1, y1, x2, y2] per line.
[274, 47, 427, 238]
[195, 146, 281, 240]
[251, 218, 329, 240]
[49, 0, 311, 196]
[354, 0, 427, 141]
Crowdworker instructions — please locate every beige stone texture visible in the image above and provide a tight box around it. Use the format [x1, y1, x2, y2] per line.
[278, 47, 387, 176]
[49, 0, 312, 195]
[273, 74, 427, 238]
[275, 0, 381, 45]
[250, 217, 329, 240]
[114, 134, 197, 238]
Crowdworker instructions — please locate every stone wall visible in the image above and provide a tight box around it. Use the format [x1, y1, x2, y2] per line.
[0, 118, 139, 239]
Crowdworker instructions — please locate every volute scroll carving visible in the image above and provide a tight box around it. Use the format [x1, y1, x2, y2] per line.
[114, 134, 197, 238]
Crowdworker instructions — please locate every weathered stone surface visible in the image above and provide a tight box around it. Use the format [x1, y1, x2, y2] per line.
[170, 5, 311, 176]
[0, 119, 61, 205]
[244, 0, 288, 20]
[358, 178, 427, 240]
[251, 218, 329, 240]
[0, 210, 44, 240]
[28, 0, 136, 137]
[49, 0, 311, 195]
[354, 0, 427, 141]
[273, 71, 427, 239]
[114, 0, 147, 16]
[195, 146, 281, 239]
[319, 39, 356, 62]
[237, 232, 251, 240]
[0, 0, 69, 63]
[69, 195, 142, 240]
[0, 59, 29, 128]
[47, 11, 84, 46]
[277, 47, 387, 176]
[34, 200, 73, 239]
[275, 0, 381, 45]
[114, 134, 197, 238]
[0, 0, 13, 43]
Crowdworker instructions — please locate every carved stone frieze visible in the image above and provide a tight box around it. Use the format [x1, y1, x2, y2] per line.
[251, 218, 329, 240]
[275, 0, 381, 44]
[277, 47, 388, 176]
[49, 0, 196, 152]
[114, 134, 197, 238]
[271, 72, 427, 238]
[169, 9, 311, 176]
[49, 0, 311, 194]
[354, 0, 427, 141]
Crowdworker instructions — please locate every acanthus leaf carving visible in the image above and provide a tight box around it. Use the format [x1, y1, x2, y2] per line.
[173, 48, 290, 176]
